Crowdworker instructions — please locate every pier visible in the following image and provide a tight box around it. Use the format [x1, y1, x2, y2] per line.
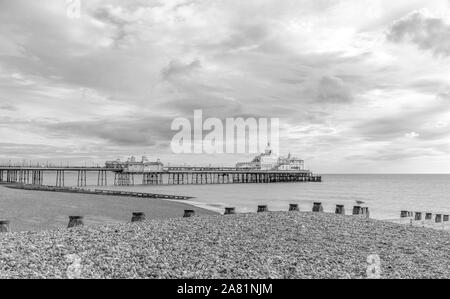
[0, 167, 116, 187]
[0, 166, 321, 187]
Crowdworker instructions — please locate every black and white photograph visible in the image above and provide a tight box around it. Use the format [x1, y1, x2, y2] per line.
[0, 0, 449, 284]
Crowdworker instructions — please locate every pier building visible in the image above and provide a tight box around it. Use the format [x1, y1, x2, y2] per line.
[236, 144, 305, 171]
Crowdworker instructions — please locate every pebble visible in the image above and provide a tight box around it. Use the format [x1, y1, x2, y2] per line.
[0, 212, 449, 279]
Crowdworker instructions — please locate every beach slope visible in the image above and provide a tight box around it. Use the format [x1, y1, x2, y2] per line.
[1, 212, 449, 279]
[0, 185, 216, 232]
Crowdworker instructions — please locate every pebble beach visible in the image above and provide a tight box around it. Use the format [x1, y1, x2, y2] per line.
[0, 185, 216, 232]
[1, 212, 449, 279]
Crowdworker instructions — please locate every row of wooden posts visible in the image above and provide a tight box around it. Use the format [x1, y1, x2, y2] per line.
[400, 210, 449, 223]
[254, 203, 370, 218]
[0, 210, 197, 232]
[0, 202, 367, 233]
[65, 211, 198, 229]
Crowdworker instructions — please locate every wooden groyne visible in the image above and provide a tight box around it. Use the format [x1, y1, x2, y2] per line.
[5, 184, 192, 200]
[389, 210, 450, 231]
[2, 202, 448, 236]
[3, 203, 369, 234]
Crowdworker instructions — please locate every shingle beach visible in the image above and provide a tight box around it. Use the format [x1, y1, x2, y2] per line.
[0, 185, 216, 232]
[1, 212, 449, 279]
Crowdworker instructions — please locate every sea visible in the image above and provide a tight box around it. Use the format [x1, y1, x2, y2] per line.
[25, 172, 449, 220]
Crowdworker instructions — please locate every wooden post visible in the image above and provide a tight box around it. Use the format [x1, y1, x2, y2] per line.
[361, 207, 370, 218]
[289, 204, 299, 211]
[335, 205, 345, 215]
[131, 212, 146, 222]
[224, 207, 236, 215]
[312, 202, 323, 212]
[0, 220, 10, 233]
[353, 206, 362, 215]
[414, 212, 422, 221]
[183, 210, 195, 218]
[98, 170, 107, 186]
[68, 216, 84, 228]
[257, 205, 268, 213]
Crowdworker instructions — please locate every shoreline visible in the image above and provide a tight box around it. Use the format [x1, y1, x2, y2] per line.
[0, 185, 217, 233]
[82, 175, 450, 222]
[1, 212, 449, 279]
[1, 183, 449, 232]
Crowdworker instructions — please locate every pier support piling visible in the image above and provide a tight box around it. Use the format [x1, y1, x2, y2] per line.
[77, 170, 87, 187]
[31, 170, 43, 185]
[56, 170, 65, 187]
[97, 170, 108, 186]
[114, 173, 134, 186]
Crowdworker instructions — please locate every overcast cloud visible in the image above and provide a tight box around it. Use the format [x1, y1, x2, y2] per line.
[1, 0, 450, 173]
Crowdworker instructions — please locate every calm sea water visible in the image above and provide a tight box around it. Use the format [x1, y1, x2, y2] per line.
[3, 173, 450, 221]
[87, 174, 450, 220]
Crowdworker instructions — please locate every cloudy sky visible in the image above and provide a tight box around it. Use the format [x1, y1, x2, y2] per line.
[1, 0, 450, 173]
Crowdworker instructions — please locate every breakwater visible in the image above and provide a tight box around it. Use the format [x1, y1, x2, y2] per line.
[5, 184, 192, 200]
[0, 201, 372, 233]
[0, 201, 417, 233]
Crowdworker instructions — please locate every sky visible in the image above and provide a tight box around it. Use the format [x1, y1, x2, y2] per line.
[1, 0, 450, 173]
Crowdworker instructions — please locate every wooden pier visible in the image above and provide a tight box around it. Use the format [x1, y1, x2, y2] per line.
[117, 169, 321, 186]
[0, 166, 321, 187]
[0, 167, 117, 187]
